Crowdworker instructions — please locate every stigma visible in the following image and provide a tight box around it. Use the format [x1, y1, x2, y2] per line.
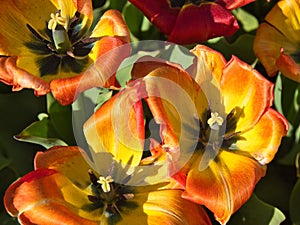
[48, 11, 67, 31]
[207, 112, 224, 130]
[97, 176, 114, 193]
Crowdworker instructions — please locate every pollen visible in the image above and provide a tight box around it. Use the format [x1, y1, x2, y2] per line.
[207, 112, 224, 129]
[97, 176, 114, 193]
[48, 11, 67, 31]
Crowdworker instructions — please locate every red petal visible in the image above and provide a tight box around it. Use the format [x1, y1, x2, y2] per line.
[168, 3, 239, 44]
[72, 0, 93, 21]
[216, 0, 255, 10]
[276, 48, 300, 82]
[128, 0, 179, 34]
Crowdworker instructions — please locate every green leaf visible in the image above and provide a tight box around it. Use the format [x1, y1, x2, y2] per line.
[279, 75, 300, 126]
[233, 8, 259, 32]
[47, 94, 76, 145]
[72, 88, 101, 152]
[108, 0, 127, 11]
[14, 116, 68, 148]
[290, 179, 300, 225]
[0, 154, 11, 171]
[158, 44, 194, 69]
[123, 3, 144, 37]
[0, 90, 46, 174]
[0, 211, 19, 225]
[206, 34, 256, 64]
[229, 194, 286, 225]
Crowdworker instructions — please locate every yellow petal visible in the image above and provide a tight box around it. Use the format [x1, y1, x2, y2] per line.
[236, 108, 288, 164]
[123, 189, 212, 225]
[91, 9, 130, 43]
[220, 56, 274, 132]
[83, 91, 145, 168]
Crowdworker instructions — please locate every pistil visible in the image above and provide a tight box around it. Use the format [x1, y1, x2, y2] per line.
[48, 10, 72, 54]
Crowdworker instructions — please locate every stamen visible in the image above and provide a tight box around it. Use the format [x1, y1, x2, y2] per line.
[48, 11, 67, 31]
[97, 176, 114, 193]
[207, 112, 224, 129]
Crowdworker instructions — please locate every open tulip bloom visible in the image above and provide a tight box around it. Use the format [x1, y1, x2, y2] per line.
[0, 0, 130, 105]
[4, 145, 212, 224]
[128, 0, 254, 44]
[3, 39, 289, 224]
[254, 0, 300, 83]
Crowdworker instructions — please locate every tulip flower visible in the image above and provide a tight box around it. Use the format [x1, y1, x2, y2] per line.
[128, 0, 253, 45]
[0, 0, 130, 105]
[253, 0, 300, 82]
[4, 146, 212, 225]
[126, 45, 288, 224]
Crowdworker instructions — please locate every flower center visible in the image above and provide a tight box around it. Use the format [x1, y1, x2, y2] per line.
[197, 108, 240, 151]
[47, 10, 72, 54]
[25, 9, 99, 76]
[87, 170, 135, 218]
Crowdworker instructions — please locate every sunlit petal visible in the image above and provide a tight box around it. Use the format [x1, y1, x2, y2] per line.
[220, 56, 274, 132]
[183, 151, 266, 224]
[84, 91, 145, 168]
[236, 108, 289, 164]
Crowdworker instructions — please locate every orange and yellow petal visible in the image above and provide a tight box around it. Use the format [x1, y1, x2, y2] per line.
[276, 48, 300, 82]
[253, 0, 300, 77]
[0, 56, 50, 95]
[236, 108, 288, 165]
[71, 0, 94, 21]
[90, 9, 130, 44]
[182, 150, 266, 224]
[253, 23, 286, 76]
[4, 168, 99, 225]
[50, 36, 129, 105]
[84, 91, 145, 168]
[220, 56, 274, 132]
[35, 146, 94, 187]
[189, 45, 227, 84]
[266, 0, 300, 43]
[142, 189, 212, 225]
[132, 58, 209, 146]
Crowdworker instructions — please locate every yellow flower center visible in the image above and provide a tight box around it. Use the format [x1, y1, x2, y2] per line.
[97, 176, 114, 193]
